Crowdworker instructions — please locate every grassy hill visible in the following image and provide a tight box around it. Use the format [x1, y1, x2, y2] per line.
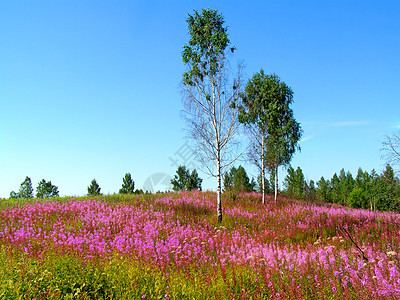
[0, 191, 399, 299]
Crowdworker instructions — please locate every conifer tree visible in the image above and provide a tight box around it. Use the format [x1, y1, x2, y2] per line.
[87, 179, 101, 196]
[10, 176, 34, 199]
[223, 165, 254, 193]
[171, 166, 202, 192]
[119, 173, 135, 194]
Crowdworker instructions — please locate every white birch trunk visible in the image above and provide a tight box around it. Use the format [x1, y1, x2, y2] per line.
[217, 159, 222, 223]
[261, 134, 265, 205]
[274, 166, 278, 203]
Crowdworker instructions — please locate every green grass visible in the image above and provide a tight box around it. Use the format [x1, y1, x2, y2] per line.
[0, 247, 274, 299]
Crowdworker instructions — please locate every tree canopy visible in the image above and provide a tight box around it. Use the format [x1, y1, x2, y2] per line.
[36, 179, 59, 198]
[239, 70, 302, 202]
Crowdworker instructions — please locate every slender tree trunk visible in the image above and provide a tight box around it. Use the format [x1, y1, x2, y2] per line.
[261, 134, 265, 205]
[274, 165, 278, 203]
[217, 158, 222, 223]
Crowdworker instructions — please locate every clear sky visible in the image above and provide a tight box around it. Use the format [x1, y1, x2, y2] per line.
[1, 1, 399, 198]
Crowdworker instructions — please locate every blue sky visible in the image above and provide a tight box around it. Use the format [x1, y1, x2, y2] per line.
[1, 1, 399, 198]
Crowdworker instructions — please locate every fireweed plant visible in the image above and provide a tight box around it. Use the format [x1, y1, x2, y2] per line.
[0, 191, 399, 299]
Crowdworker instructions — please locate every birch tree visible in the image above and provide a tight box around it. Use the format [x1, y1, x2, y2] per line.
[181, 9, 243, 222]
[238, 70, 269, 204]
[238, 70, 302, 203]
[382, 130, 400, 172]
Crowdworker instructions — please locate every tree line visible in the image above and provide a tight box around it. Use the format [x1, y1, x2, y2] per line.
[86, 173, 144, 196]
[10, 177, 59, 199]
[170, 162, 400, 214]
[282, 164, 400, 212]
[9, 173, 143, 199]
[8, 168, 201, 199]
[8, 163, 400, 213]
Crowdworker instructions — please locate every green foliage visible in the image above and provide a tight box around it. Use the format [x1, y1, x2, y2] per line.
[119, 173, 135, 194]
[10, 176, 34, 199]
[316, 176, 330, 202]
[329, 173, 340, 204]
[182, 9, 231, 85]
[233, 166, 254, 193]
[87, 179, 101, 196]
[248, 71, 302, 170]
[171, 166, 202, 192]
[238, 70, 302, 201]
[187, 169, 202, 191]
[36, 179, 59, 198]
[337, 168, 355, 205]
[223, 168, 234, 191]
[287, 165, 400, 212]
[19, 176, 34, 198]
[223, 166, 254, 193]
[256, 174, 273, 194]
[0, 249, 272, 300]
[284, 167, 317, 202]
[9, 191, 19, 199]
[348, 187, 368, 208]
[305, 179, 317, 202]
[377, 164, 399, 211]
[284, 166, 305, 200]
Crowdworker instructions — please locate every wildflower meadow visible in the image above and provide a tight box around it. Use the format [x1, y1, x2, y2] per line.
[0, 191, 399, 299]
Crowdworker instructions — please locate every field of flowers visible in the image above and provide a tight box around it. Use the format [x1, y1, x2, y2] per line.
[0, 191, 399, 299]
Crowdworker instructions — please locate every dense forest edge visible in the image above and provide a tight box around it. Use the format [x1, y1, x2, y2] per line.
[3, 162, 400, 214]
